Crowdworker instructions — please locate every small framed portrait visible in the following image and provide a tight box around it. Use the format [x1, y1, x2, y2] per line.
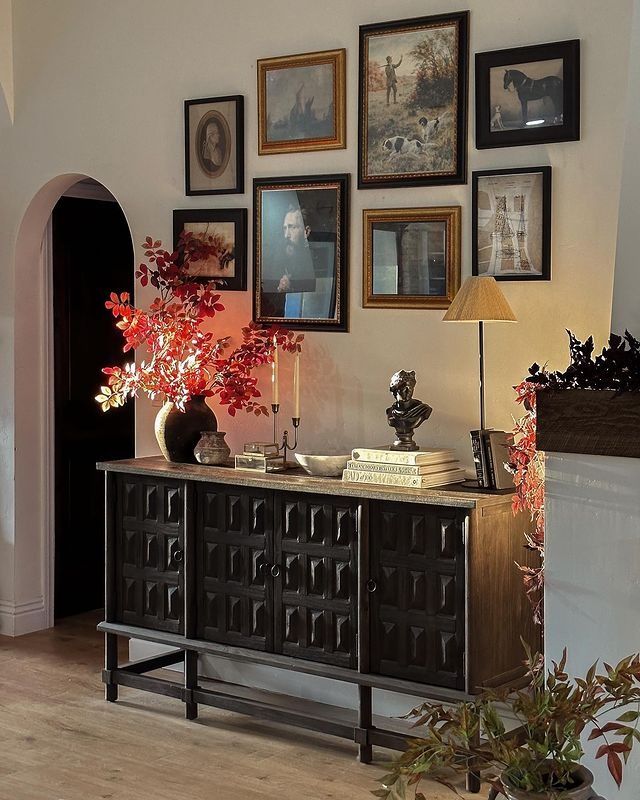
[184, 95, 244, 195]
[363, 207, 461, 309]
[257, 49, 346, 155]
[472, 167, 552, 281]
[476, 40, 580, 149]
[253, 174, 349, 332]
[173, 208, 247, 290]
[358, 11, 469, 189]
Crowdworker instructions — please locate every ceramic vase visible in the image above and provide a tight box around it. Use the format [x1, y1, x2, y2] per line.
[154, 395, 217, 464]
[194, 431, 231, 466]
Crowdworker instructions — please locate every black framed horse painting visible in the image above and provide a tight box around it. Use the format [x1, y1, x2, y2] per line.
[358, 11, 469, 188]
[475, 40, 579, 149]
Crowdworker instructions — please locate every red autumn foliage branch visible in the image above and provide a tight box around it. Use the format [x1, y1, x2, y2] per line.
[97, 235, 302, 414]
[508, 379, 545, 624]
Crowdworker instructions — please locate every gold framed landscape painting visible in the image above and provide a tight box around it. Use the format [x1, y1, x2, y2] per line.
[363, 206, 461, 308]
[358, 12, 469, 189]
[257, 49, 346, 155]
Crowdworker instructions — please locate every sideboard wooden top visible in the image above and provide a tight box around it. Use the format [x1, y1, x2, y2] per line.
[97, 456, 514, 510]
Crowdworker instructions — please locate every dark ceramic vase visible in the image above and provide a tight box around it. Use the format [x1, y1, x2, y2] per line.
[154, 395, 217, 464]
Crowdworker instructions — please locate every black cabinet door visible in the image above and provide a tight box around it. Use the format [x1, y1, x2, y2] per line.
[369, 501, 466, 689]
[273, 493, 358, 669]
[116, 475, 184, 634]
[196, 484, 274, 652]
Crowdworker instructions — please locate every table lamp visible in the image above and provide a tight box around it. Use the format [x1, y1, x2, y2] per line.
[442, 276, 516, 430]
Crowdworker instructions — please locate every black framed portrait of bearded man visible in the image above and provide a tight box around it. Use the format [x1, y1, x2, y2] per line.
[253, 174, 349, 332]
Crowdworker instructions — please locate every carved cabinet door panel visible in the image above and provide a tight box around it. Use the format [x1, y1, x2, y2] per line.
[369, 501, 466, 689]
[196, 484, 274, 652]
[116, 475, 184, 633]
[273, 493, 358, 669]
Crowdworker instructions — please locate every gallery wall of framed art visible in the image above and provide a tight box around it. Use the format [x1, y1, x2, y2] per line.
[176, 14, 585, 349]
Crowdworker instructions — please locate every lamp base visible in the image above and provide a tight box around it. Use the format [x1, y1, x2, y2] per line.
[462, 479, 514, 495]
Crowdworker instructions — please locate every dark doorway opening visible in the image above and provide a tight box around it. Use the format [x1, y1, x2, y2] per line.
[53, 193, 135, 620]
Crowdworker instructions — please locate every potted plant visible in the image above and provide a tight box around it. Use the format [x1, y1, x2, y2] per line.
[507, 330, 640, 625]
[96, 234, 301, 462]
[377, 647, 640, 799]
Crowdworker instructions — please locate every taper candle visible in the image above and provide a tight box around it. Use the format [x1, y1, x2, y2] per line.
[293, 351, 300, 418]
[272, 337, 279, 405]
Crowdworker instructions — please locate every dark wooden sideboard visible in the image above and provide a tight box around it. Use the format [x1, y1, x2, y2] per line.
[97, 456, 539, 778]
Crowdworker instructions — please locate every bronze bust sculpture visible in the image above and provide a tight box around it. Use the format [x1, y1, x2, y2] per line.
[386, 370, 432, 451]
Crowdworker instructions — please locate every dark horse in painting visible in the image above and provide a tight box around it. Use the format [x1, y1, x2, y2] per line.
[503, 68, 563, 125]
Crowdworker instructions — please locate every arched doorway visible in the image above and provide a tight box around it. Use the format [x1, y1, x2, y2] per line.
[13, 174, 135, 631]
[51, 183, 135, 618]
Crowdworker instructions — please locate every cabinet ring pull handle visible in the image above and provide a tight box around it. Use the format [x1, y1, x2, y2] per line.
[366, 578, 377, 593]
[270, 564, 281, 578]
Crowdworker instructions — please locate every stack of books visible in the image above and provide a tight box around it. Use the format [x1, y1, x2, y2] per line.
[342, 447, 466, 489]
[469, 430, 514, 489]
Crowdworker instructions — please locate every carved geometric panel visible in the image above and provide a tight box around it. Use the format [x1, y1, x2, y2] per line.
[165, 487, 181, 524]
[438, 574, 456, 616]
[333, 560, 350, 600]
[123, 482, 137, 519]
[166, 585, 181, 621]
[115, 476, 184, 634]
[144, 581, 158, 616]
[251, 599, 266, 638]
[143, 533, 159, 569]
[144, 485, 158, 521]
[284, 554, 299, 591]
[370, 500, 466, 689]
[274, 493, 358, 669]
[439, 519, 458, 559]
[123, 530, 139, 567]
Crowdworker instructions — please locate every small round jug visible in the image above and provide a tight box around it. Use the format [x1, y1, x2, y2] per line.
[194, 431, 231, 466]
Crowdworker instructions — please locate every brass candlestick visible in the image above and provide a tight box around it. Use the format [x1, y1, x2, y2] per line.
[271, 403, 300, 466]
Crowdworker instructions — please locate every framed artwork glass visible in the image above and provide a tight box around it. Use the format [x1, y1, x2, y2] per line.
[184, 95, 244, 195]
[358, 11, 469, 189]
[475, 40, 580, 149]
[472, 167, 552, 281]
[257, 49, 346, 155]
[253, 174, 349, 332]
[363, 207, 461, 308]
[173, 208, 247, 290]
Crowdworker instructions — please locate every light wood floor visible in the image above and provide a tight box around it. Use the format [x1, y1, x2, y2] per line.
[0, 614, 475, 800]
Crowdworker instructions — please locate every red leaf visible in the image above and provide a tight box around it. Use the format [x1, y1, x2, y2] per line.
[608, 751, 623, 788]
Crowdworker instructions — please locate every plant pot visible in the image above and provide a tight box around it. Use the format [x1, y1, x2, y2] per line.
[501, 765, 594, 800]
[536, 388, 640, 458]
[154, 395, 217, 464]
[194, 431, 231, 465]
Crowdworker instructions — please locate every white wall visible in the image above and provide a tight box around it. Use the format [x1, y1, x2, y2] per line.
[0, 0, 13, 127]
[545, 453, 640, 800]
[0, 0, 634, 632]
[612, 0, 640, 334]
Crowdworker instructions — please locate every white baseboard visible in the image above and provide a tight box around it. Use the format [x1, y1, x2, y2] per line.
[0, 597, 47, 636]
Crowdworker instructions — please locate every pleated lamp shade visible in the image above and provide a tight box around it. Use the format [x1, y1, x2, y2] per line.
[443, 276, 516, 322]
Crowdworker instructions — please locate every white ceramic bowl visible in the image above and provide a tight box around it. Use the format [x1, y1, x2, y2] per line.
[295, 453, 350, 477]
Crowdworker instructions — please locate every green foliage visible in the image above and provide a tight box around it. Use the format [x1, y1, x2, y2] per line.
[377, 648, 640, 798]
[406, 31, 456, 112]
